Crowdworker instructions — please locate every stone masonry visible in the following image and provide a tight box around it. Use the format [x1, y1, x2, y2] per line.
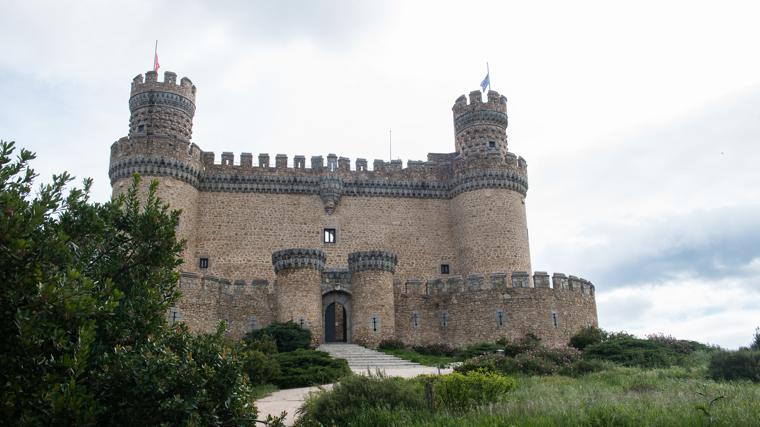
[109, 70, 598, 348]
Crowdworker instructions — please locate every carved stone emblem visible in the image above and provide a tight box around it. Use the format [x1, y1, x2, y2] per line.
[319, 174, 343, 214]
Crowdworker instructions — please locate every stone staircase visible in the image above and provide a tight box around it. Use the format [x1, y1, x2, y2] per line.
[317, 343, 422, 370]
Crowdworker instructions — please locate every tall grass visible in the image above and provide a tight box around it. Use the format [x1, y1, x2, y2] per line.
[296, 366, 760, 426]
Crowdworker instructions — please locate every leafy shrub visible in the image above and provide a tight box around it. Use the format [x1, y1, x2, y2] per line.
[569, 326, 608, 350]
[0, 142, 260, 424]
[455, 354, 502, 374]
[751, 327, 760, 351]
[296, 373, 426, 426]
[432, 370, 516, 411]
[242, 349, 281, 386]
[377, 338, 406, 350]
[458, 342, 504, 359]
[646, 333, 713, 354]
[412, 343, 457, 357]
[503, 334, 542, 357]
[245, 321, 311, 353]
[584, 335, 681, 368]
[274, 349, 350, 388]
[558, 358, 614, 377]
[708, 350, 760, 382]
[244, 334, 279, 355]
[94, 323, 257, 425]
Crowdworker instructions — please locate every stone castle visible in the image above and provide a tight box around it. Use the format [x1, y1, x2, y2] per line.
[108, 70, 598, 348]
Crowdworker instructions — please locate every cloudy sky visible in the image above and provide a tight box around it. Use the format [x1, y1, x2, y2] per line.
[1, 0, 758, 348]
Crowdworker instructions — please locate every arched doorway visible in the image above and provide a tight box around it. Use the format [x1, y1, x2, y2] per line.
[322, 291, 351, 343]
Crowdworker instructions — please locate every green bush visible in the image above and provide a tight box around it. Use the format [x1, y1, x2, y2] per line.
[751, 327, 760, 351]
[584, 335, 682, 368]
[412, 343, 457, 357]
[377, 338, 406, 350]
[242, 349, 281, 386]
[0, 142, 259, 425]
[569, 326, 608, 350]
[455, 354, 502, 374]
[245, 321, 311, 352]
[94, 323, 257, 425]
[244, 334, 279, 355]
[274, 349, 350, 388]
[458, 342, 504, 359]
[503, 333, 541, 357]
[558, 358, 614, 377]
[432, 370, 516, 411]
[646, 333, 714, 354]
[708, 350, 760, 382]
[296, 373, 426, 426]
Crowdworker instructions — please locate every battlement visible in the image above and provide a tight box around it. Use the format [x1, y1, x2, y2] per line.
[272, 248, 327, 273]
[348, 251, 398, 273]
[130, 70, 197, 102]
[398, 271, 595, 296]
[452, 90, 508, 130]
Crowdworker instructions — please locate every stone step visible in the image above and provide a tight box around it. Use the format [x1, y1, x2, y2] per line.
[317, 343, 424, 370]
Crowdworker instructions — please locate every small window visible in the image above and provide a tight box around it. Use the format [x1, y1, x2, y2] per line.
[488, 140, 496, 148]
[411, 312, 420, 328]
[324, 228, 336, 244]
[199, 258, 209, 269]
[552, 312, 559, 328]
[496, 309, 505, 327]
[249, 316, 258, 331]
[138, 124, 145, 133]
[298, 317, 306, 328]
[370, 316, 379, 333]
[169, 307, 181, 325]
[440, 264, 450, 275]
[440, 311, 448, 328]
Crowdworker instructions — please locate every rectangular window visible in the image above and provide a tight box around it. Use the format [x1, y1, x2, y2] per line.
[199, 258, 209, 269]
[552, 312, 559, 328]
[324, 228, 336, 244]
[488, 140, 496, 148]
[138, 124, 145, 133]
[440, 264, 450, 274]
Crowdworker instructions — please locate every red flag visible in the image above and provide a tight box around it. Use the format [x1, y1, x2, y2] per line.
[153, 41, 160, 72]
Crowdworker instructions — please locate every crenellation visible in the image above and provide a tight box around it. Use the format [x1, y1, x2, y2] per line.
[338, 156, 350, 171]
[552, 273, 569, 290]
[373, 159, 385, 172]
[512, 271, 532, 288]
[356, 158, 367, 171]
[240, 153, 253, 167]
[311, 155, 324, 171]
[327, 154, 338, 171]
[294, 155, 306, 169]
[275, 154, 287, 169]
[221, 152, 234, 166]
[259, 153, 270, 168]
[568, 275, 582, 290]
[534, 271, 551, 288]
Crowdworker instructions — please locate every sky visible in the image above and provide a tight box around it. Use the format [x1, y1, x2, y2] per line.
[1, 0, 758, 348]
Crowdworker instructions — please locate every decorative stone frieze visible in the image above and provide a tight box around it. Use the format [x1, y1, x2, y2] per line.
[271, 248, 326, 274]
[348, 251, 398, 273]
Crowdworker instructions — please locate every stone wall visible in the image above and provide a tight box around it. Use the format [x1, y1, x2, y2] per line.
[272, 249, 326, 345]
[394, 272, 597, 348]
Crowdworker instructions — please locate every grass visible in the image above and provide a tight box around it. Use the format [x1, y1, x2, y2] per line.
[251, 384, 279, 399]
[379, 348, 457, 367]
[296, 366, 760, 426]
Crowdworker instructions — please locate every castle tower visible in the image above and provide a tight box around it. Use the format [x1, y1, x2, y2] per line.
[272, 249, 326, 345]
[108, 71, 203, 271]
[452, 90, 509, 160]
[128, 70, 196, 141]
[348, 251, 397, 348]
[449, 90, 532, 279]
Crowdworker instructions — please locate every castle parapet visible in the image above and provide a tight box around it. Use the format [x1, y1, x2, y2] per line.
[272, 248, 326, 273]
[348, 251, 398, 273]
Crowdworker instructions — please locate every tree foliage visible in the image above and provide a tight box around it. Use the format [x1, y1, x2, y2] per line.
[0, 141, 260, 425]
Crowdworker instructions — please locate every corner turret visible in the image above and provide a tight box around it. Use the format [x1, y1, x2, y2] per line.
[452, 90, 509, 160]
[129, 70, 197, 141]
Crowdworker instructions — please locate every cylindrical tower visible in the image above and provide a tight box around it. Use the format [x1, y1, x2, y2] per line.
[348, 251, 397, 348]
[108, 71, 203, 271]
[272, 249, 326, 345]
[449, 90, 532, 279]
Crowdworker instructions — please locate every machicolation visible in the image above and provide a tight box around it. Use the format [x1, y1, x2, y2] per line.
[109, 70, 598, 348]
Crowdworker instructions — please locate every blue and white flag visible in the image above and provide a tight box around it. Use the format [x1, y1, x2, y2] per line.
[480, 72, 490, 92]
